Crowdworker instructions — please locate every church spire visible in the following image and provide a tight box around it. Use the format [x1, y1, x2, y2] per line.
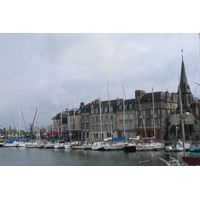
[178, 50, 193, 110]
[179, 50, 191, 95]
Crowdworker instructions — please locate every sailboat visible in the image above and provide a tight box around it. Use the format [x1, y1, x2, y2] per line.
[45, 108, 57, 148]
[17, 105, 29, 147]
[54, 103, 65, 149]
[26, 100, 43, 148]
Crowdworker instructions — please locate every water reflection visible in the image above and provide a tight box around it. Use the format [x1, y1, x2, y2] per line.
[0, 147, 191, 166]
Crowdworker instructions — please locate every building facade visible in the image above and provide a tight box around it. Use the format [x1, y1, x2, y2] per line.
[51, 57, 200, 141]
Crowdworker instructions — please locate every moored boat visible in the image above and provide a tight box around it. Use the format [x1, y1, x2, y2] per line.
[82, 142, 92, 150]
[37, 143, 45, 148]
[188, 146, 200, 152]
[54, 143, 65, 149]
[44, 142, 56, 148]
[26, 142, 39, 148]
[123, 143, 136, 152]
[104, 142, 123, 150]
[4, 141, 19, 147]
[64, 143, 72, 149]
[92, 142, 107, 151]
[18, 142, 26, 147]
[71, 143, 83, 149]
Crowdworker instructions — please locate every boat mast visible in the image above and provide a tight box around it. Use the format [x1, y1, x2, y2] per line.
[107, 83, 112, 137]
[18, 105, 20, 138]
[122, 85, 126, 138]
[37, 98, 40, 140]
[51, 107, 54, 138]
[179, 85, 186, 157]
[152, 88, 156, 138]
[99, 96, 103, 139]
[137, 91, 147, 137]
[60, 102, 62, 139]
[73, 94, 76, 140]
[67, 102, 71, 142]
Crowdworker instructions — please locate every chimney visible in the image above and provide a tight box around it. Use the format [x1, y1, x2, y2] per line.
[135, 90, 145, 102]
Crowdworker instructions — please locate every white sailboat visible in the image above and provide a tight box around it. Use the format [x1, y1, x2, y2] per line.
[17, 105, 28, 147]
[54, 103, 65, 149]
[104, 142, 123, 150]
[92, 142, 107, 150]
[45, 108, 56, 148]
[82, 142, 93, 150]
[26, 100, 42, 148]
[54, 142, 65, 149]
[4, 141, 19, 147]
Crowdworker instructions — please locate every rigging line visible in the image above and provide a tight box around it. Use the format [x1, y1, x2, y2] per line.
[191, 34, 200, 90]
[192, 56, 200, 96]
[161, 33, 182, 91]
[193, 34, 200, 96]
[11, 117, 16, 130]
[167, 33, 183, 90]
[20, 106, 28, 132]
[137, 91, 147, 137]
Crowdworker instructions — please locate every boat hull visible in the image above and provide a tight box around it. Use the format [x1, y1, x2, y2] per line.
[82, 144, 92, 150]
[182, 156, 200, 166]
[44, 143, 55, 148]
[4, 142, 19, 147]
[104, 145, 122, 150]
[123, 146, 136, 152]
[26, 142, 39, 148]
[54, 144, 65, 149]
[188, 147, 200, 152]
[72, 145, 83, 149]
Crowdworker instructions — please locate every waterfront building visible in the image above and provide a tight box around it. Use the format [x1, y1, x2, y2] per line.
[79, 102, 91, 140]
[134, 89, 178, 140]
[52, 111, 67, 135]
[116, 98, 136, 139]
[52, 107, 80, 140]
[51, 56, 200, 141]
[90, 98, 120, 140]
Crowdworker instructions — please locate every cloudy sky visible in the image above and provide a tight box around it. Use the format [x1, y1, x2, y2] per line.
[0, 33, 200, 130]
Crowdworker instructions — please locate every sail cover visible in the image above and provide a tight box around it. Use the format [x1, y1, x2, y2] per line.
[111, 135, 126, 141]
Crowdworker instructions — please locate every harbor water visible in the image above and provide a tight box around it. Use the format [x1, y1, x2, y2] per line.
[0, 147, 197, 200]
[0, 147, 191, 166]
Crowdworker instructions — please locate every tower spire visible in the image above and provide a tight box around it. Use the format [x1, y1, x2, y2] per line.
[178, 50, 193, 110]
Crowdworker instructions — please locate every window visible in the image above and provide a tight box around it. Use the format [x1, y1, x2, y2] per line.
[95, 108, 98, 114]
[105, 125, 108, 131]
[129, 104, 133, 109]
[146, 118, 151, 126]
[110, 115, 113, 121]
[129, 114, 133, 120]
[146, 110, 151, 116]
[91, 108, 94, 114]
[139, 119, 143, 126]
[104, 107, 108, 113]
[86, 123, 89, 130]
[105, 116, 108, 123]
[95, 117, 98, 122]
[110, 107, 113, 113]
